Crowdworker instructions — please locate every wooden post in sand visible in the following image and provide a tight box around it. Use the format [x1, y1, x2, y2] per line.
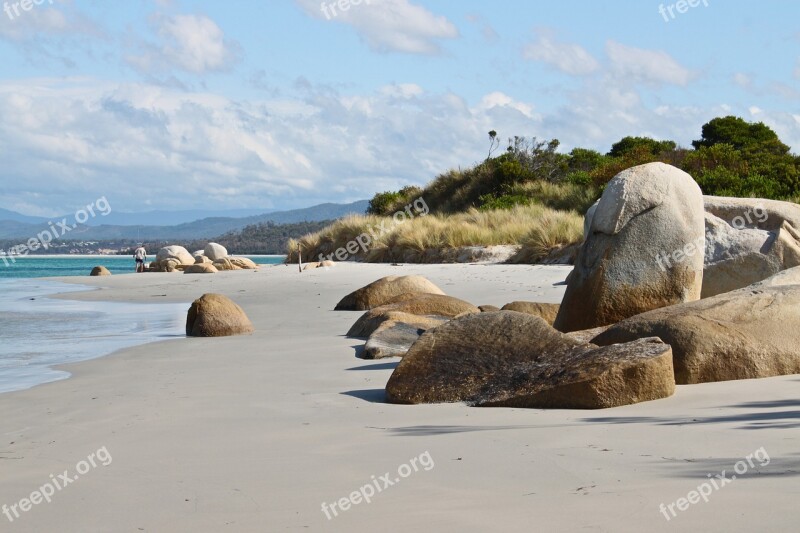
[298, 244, 302, 273]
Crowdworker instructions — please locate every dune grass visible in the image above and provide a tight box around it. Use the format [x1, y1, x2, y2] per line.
[286, 204, 583, 264]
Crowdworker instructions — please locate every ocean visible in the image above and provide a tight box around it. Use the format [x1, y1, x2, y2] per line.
[0, 255, 285, 278]
[0, 255, 285, 394]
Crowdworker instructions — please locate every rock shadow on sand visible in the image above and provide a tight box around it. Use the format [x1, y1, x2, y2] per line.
[580, 398, 800, 430]
[341, 389, 387, 403]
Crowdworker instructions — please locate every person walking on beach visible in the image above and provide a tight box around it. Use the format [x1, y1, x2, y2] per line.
[134, 245, 147, 273]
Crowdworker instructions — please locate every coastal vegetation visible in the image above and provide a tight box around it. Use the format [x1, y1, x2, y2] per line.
[289, 116, 800, 264]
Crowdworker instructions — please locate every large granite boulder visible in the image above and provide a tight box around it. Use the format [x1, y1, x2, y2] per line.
[591, 278, 800, 384]
[156, 245, 194, 266]
[500, 302, 560, 325]
[385, 311, 675, 408]
[186, 293, 254, 337]
[90, 266, 111, 276]
[701, 198, 800, 297]
[347, 294, 480, 337]
[554, 163, 705, 332]
[704, 195, 800, 231]
[204, 242, 228, 261]
[335, 275, 446, 311]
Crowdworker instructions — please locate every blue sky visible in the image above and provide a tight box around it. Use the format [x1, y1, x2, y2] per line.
[0, 0, 798, 215]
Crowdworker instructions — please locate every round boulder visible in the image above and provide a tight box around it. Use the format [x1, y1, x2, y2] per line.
[90, 266, 111, 276]
[156, 245, 194, 266]
[186, 293, 254, 337]
[335, 275, 447, 311]
[204, 242, 228, 261]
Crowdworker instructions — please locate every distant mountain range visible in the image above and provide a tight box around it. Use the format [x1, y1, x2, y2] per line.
[0, 201, 369, 241]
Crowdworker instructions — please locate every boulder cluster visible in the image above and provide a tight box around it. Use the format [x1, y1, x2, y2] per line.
[336, 162, 800, 409]
[148, 243, 259, 274]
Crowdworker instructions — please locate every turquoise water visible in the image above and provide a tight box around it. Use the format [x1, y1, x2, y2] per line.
[0, 279, 190, 394]
[0, 255, 285, 278]
[0, 255, 284, 394]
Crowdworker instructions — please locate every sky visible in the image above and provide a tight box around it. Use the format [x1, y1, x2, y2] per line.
[0, 0, 798, 216]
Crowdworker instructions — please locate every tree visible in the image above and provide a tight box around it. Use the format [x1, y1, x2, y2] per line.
[692, 116, 789, 155]
[487, 130, 499, 160]
[608, 136, 677, 158]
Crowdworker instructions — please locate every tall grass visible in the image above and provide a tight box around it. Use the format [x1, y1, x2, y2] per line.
[286, 204, 583, 264]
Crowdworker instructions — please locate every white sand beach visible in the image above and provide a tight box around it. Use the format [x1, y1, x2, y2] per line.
[0, 263, 797, 532]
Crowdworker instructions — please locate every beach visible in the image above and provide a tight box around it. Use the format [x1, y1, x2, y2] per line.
[0, 263, 797, 532]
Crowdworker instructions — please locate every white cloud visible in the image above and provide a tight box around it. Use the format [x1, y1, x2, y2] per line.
[0, 78, 543, 213]
[1, 75, 797, 215]
[379, 83, 424, 98]
[477, 92, 537, 119]
[522, 31, 600, 76]
[606, 41, 692, 86]
[295, 0, 458, 55]
[127, 14, 241, 74]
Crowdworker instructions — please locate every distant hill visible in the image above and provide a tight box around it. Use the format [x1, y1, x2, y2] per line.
[85, 208, 274, 227]
[0, 208, 48, 225]
[0, 200, 369, 241]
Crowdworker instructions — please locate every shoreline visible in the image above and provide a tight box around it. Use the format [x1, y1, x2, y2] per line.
[0, 263, 797, 531]
[0, 278, 188, 394]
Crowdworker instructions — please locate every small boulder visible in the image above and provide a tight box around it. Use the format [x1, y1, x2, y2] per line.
[478, 305, 500, 312]
[204, 243, 228, 261]
[164, 259, 182, 273]
[90, 266, 111, 276]
[362, 315, 449, 359]
[229, 257, 258, 269]
[335, 275, 446, 311]
[385, 311, 674, 409]
[194, 255, 212, 264]
[500, 302, 560, 325]
[213, 258, 241, 271]
[184, 263, 218, 274]
[347, 294, 480, 337]
[186, 293, 254, 337]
